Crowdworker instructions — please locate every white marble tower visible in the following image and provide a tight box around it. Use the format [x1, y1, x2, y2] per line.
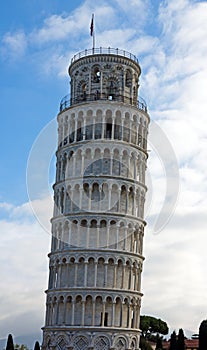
[42, 47, 150, 350]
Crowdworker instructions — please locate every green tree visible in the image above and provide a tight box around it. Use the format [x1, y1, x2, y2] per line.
[199, 320, 207, 350]
[155, 334, 163, 350]
[6, 334, 14, 350]
[140, 337, 153, 350]
[140, 316, 169, 339]
[34, 342, 40, 350]
[177, 329, 185, 350]
[169, 331, 177, 350]
[14, 344, 29, 350]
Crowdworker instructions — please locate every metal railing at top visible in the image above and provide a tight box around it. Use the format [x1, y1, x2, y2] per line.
[71, 47, 139, 65]
[59, 93, 147, 113]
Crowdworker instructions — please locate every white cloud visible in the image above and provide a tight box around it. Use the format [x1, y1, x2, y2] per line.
[0, 199, 51, 338]
[1, 30, 27, 60]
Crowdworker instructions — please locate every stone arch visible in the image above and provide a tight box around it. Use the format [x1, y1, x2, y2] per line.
[56, 334, 67, 350]
[63, 220, 69, 249]
[114, 110, 122, 140]
[77, 113, 84, 141]
[65, 296, 72, 325]
[113, 336, 128, 350]
[92, 64, 101, 83]
[70, 219, 78, 248]
[114, 296, 122, 327]
[85, 114, 93, 140]
[138, 120, 143, 147]
[77, 257, 85, 287]
[123, 112, 130, 142]
[121, 150, 128, 177]
[87, 257, 95, 287]
[118, 221, 125, 250]
[105, 295, 113, 326]
[69, 114, 75, 143]
[74, 295, 82, 325]
[107, 257, 114, 286]
[103, 148, 111, 175]
[99, 219, 107, 248]
[57, 296, 65, 325]
[84, 148, 92, 176]
[106, 76, 119, 100]
[65, 186, 71, 213]
[116, 259, 123, 289]
[128, 186, 134, 215]
[95, 110, 103, 139]
[93, 148, 102, 175]
[95, 296, 103, 326]
[111, 183, 119, 212]
[122, 297, 129, 328]
[120, 185, 127, 214]
[112, 148, 120, 176]
[75, 148, 82, 174]
[77, 80, 87, 102]
[94, 335, 110, 350]
[62, 152, 67, 179]
[84, 295, 93, 326]
[97, 257, 105, 287]
[131, 337, 137, 350]
[68, 257, 75, 287]
[125, 260, 131, 289]
[73, 335, 89, 350]
[126, 69, 132, 88]
[105, 110, 112, 139]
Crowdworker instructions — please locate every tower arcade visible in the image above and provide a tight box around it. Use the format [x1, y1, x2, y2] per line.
[42, 47, 150, 350]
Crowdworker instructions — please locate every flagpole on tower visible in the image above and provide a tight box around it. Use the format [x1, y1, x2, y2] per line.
[90, 13, 95, 50]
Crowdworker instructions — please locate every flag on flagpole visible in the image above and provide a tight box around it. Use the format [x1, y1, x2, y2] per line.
[90, 14, 94, 37]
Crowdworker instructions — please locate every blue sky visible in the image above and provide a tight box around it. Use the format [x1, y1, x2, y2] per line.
[1, 0, 207, 342]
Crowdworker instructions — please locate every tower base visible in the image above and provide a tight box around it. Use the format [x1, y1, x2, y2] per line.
[42, 327, 140, 350]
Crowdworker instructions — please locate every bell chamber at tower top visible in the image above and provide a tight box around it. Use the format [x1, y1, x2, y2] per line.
[59, 47, 147, 113]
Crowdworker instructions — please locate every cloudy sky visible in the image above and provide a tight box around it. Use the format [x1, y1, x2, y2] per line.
[0, 0, 207, 341]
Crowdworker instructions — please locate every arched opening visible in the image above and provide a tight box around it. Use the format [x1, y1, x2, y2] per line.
[93, 66, 101, 83]
[97, 257, 105, 287]
[74, 295, 82, 325]
[114, 297, 122, 327]
[105, 296, 113, 326]
[87, 257, 95, 287]
[85, 295, 93, 326]
[95, 296, 103, 326]
[65, 296, 72, 325]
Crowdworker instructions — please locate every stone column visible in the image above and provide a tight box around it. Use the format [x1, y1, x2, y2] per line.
[94, 261, 98, 287]
[111, 117, 115, 140]
[84, 262, 88, 287]
[104, 262, 108, 287]
[71, 300, 75, 325]
[101, 302, 106, 326]
[113, 263, 117, 288]
[92, 301, 95, 326]
[81, 301, 85, 326]
[74, 119, 77, 142]
[74, 262, 78, 286]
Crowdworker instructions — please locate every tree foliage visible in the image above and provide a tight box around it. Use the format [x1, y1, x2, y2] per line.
[199, 320, 207, 350]
[34, 342, 40, 350]
[140, 316, 169, 339]
[140, 337, 153, 350]
[177, 329, 185, 350]
[155, 334, 163, 350]
[169, 331, 177, 350]
[14, 344, 29, 350]
[6, 334, 14, 350]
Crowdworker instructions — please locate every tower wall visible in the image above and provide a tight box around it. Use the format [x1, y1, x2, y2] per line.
[42, 48, 150, 350]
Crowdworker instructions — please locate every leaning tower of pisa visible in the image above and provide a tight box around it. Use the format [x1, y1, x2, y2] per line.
[41, 47, 150, 350]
